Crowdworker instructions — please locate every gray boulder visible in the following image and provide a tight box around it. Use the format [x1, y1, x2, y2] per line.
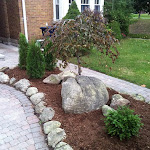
[43, 74, 61, 84]
[43, 121, 61, 134]
[35, 101, 46, 114]
[40, 107, 55, 123]
[61, 76, 109, 114]
[102, 105, 115, 116]
[55, 142, 73, 150]
[110, 94, 130, 109]
[26, 87, 38, 97]
[9, 77, 16, 85]
[14, 79, 30, 92]
[132, 94, 145, 102]
[30, 92, 45, 105]
[47, 128, 66, 148]
[0, 72, 9, 83]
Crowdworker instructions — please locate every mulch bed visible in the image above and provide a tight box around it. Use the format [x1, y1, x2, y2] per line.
[5, 67, 150, 150]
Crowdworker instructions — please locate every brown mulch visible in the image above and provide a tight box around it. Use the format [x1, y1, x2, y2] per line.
[5, 67, 150, 150]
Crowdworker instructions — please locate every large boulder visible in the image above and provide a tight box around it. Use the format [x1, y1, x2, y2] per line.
[14, 79, 30, 92]
[110, 94, 130, 109]
[43, 71, 76, 84]
[0, 72, 9, 83]
[61, 76, 109, 114]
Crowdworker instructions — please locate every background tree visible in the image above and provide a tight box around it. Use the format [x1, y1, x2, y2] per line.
[45, 9, 119, 75]
[63, 1, 80, 19]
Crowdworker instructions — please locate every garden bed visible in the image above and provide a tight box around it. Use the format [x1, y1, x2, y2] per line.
[5, 67, 150, 150]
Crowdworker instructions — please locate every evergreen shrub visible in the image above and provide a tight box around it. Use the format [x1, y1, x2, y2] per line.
[26, 41, 45, 78]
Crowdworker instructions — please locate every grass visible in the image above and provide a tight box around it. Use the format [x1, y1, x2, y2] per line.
[70, 38, 150, 88]
[131, 13, 150, 19]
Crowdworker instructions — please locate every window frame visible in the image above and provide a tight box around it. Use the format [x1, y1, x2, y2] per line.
[94, 0, 100, 12]
[81, 0, 90, 12]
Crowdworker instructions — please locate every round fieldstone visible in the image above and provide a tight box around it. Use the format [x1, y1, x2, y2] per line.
[35, 101, 46, 114]
[0, 72, 9, 83]
[9, 77, 16, 85]
[102, 105, 115, 116]
[30, 92, 45, 105]
[47, 128, 66, 148]
[26, 87, 38, 97]
[14, 79, 30, 92]
[43, 121, 61, 134]
[55, 142, 73, 150]
[39, 107, 55, 123]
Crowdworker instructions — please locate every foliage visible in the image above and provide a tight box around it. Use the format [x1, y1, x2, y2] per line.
[26, 41, 45, 78]
[109, 21, 122, 40]
[63, 1, 80, 19]
[104, 106, 143, 140]
[45, 9, 119, 75]
[104, 0, 134, 35]
[129, 33, 150, 39]
[44, 40, 56, 71]
[18, 33, 28, 69]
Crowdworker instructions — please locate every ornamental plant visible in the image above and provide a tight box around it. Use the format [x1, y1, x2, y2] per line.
[18, 33, 28, 69]
[45, 9, 119, 75]
[63, 1, 80, 19]
[104, 106, 143, 140]
[44, 40, 56, 71]
[26, 41, 45, 78]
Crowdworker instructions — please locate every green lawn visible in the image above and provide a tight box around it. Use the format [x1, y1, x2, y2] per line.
[70, 38, 150, 88]
[131, 13, 150, 19]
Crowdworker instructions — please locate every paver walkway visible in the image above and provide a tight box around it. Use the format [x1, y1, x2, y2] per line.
[0, 84, 49, 150]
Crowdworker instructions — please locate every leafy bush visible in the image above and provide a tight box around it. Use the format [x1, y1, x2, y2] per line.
[18, 33, 28, 69]
[44, 41, 56, 71]
[26, 41, 45, 78]
[63, 1, 80, 19]
[109, 21, 122, 40]
[104, 106, 143, 140]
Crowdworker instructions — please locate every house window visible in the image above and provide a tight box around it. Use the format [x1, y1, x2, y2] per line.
[94, 0, 100, 12]
[56, 0, 59, 19]
[81, 0, 90, 12]
[69, 0, 74, 7]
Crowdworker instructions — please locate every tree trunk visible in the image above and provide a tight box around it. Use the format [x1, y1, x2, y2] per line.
[76, 52, 82, 75]
[138, 12, 141, 19]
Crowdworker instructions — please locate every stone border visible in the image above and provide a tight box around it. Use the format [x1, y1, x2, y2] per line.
[0, 72, 73, 150]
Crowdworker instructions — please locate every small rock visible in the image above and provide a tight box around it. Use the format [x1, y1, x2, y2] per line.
[132, 94, 145, 102]
[43, 121, 61, 134]
[30, 93, 45, 105]
[26, 87, 38, 97]
[110, 94, 130, 109]
[14, 79, 30, 92]
[48, 128, 66, 148]
[40, 107, 55, 123]
[59, 71, 76, 81]
[0, 67, 9, 72]
[102, 105, 115, 116]
[43, 74, 61, 84]
[9, 77, 16, 85]
[55, 142, 73, 150]
[0, 72, 9, 83]
[35, 101, 46, 114]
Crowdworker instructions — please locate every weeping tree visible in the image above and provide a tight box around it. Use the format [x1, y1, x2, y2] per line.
[45, 9, 119, 75]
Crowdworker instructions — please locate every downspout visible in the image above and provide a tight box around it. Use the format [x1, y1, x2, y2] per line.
[22, 0, 28, 42]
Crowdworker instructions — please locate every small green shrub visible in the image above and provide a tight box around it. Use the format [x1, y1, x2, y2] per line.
[26, 41, 45, 78]
[104, 106, 143, 140]
[63, 1, 80, 19]
[44, 41, 56, 71]
[109, 21, 122, 40]
[18, 33, 28, 69]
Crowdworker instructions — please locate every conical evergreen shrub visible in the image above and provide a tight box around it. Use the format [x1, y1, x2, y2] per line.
[26, 41, 45, 78]
[63, 1, 80, 19]
[44, 41, 56, 71]
[18, 33, 28, 69]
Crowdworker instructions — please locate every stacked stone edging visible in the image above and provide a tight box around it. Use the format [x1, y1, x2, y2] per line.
[0, 72, 73, 150]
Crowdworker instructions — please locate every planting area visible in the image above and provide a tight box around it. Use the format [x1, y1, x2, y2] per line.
[70, 38, 150, 88]
[5, 67, 150, 150]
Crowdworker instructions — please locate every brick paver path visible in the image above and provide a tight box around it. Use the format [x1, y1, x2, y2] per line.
[0, 84, 49, 150]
